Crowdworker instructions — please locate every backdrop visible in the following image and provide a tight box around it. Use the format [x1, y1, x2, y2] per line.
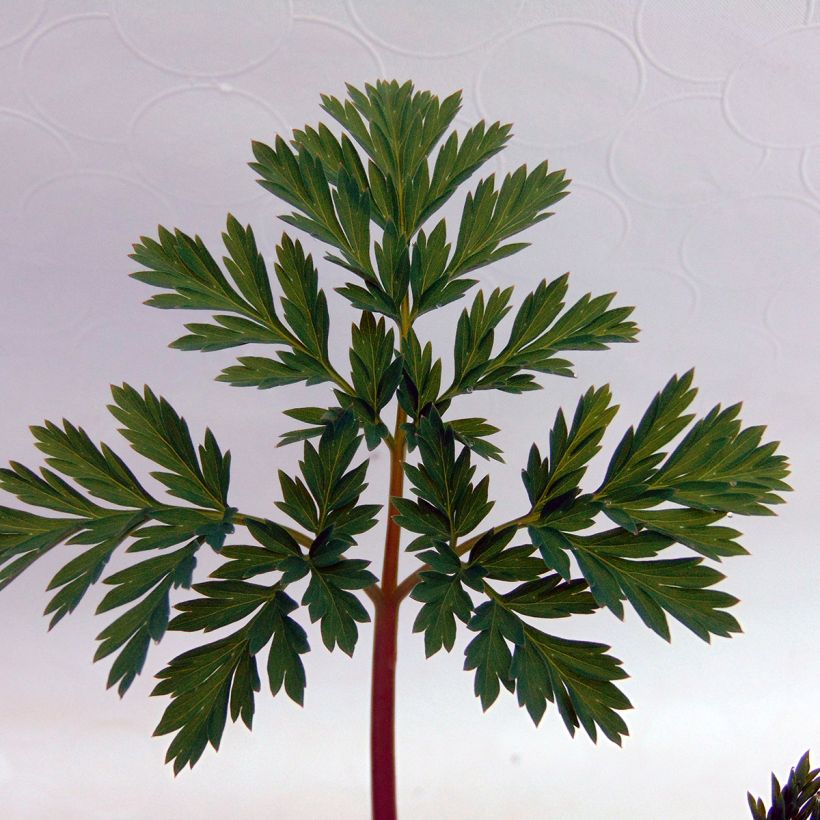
[1, 2, 819, 818]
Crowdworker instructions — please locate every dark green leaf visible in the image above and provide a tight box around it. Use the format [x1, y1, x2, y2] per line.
[267, 592, 310, 705]
[503, 575, 598, 620]
[397, 411, 494, 545]
[169, 580, 274, 634]
[397, 330, 443, 419]
[464, 600, 523, 710]
[44, 510, 147, 628]
[152, 601, 277, 773]
[94, 540, 199, 695]
[467, 275, 638, 393]
[523, 386, 618, 513]
[0, 507, 83, 590]
[348, 312, 403, 426]
[31, 420, 155, 508]
[511, 625, 631, 745]
[410, 569, 474, 657]
[598, 373, 790, 517]
[445, 162, 570, 279]
[302, 561, 371, 655]
[276, 412, 378, 540]
[569, 528, 741, 641]
[109, 384, 230, 511]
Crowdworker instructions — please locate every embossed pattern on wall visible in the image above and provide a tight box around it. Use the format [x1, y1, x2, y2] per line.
[0, 3, 818, 819]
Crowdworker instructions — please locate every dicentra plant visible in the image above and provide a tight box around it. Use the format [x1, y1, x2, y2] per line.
[0, 81, 791, 819]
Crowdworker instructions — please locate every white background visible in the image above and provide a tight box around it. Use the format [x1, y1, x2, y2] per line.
[1, 2, 819, 818]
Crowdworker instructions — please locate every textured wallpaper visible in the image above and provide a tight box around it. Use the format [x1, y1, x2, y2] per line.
[1, 2, 818, 818]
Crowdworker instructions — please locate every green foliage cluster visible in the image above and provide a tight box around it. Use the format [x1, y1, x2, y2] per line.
[0, 80, 790, 773]
[749, 751, 820, 819]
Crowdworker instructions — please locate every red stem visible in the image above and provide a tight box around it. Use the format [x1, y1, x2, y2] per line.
[370, 591, 399, 819]
[370, 407, 406, 820]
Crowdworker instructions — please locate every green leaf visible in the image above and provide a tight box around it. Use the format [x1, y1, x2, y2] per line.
[529, 526, 574, 580]
[169, 314, 284, 353]
[465, 525, 517, 566]
[600, 370, 697, 495]
[335, 278, 398, 321]
[569, 528, 741, 641]
[371, 221, 410, 314]
[278, 406, 347, 448]
[418, 118, 512, 229]
[167, 581, 308, 710]
[274, 234, 331, 366]
[242, 518, 303, 559]
[250, 137, 373, 277]
[44, 510, 147, 628]
[218, 355, 326, 390]
[125, 506, 235, 554]
[216, 234, 341, 391]
[445, 162, 570, 279]
[348, 312, 403, 428]
[410, 568, 474, 657]
[651, 404, 790, 516]
[448, 418, 503, 462]
[131, 218, 349, 393]
[396, 411, 494, 546]
[277, 412, 379, 539]
[511, 625, 631, 744]
[397, 330, 443, 419]
[523, 386, 618, 513]
[468, 275, 638, 393]
[209, 545, 283, 581]
[168, 580, 274, 634]
[598, 373, 791, 517]
[30, 420, 155, 508]
[109, 384, 230, 511]
[302, 559, 372, 655]
[503, 575, 598, 620]
[131, 217, 271, 317]
[0, 393, 238, 656]
[152, 601, 277, 773]
[131, 216, 289, 346]
[391, 495, 449, 543]
[464, 600, 523, 710]
[408, 220, 476, 318]
[0, 506, 82, 590]
[292, 122, 371, 208]
[625, 507, 747, 561]
[477, 544, 545, 582]
[0, 461, 102, 517]
[449, 287, 514, 397]
[321, 81, 461, 232]
[747, 750, 820, 819]
[267, 591, 310, 705]
[94, 540, 199, 695]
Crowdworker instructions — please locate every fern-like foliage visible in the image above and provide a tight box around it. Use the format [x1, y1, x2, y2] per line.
[749, 751, 820, 820]
[0, 79, 790, 786]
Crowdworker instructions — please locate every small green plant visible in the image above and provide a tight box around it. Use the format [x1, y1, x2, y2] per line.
[1, 81, 791, 818]
[749, 751, 820, 819]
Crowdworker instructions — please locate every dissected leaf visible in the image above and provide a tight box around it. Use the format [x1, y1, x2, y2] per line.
[464, 600, 523, 709]
[411, 561, 474, 657]
[511, 625, 631, 745]
[523, 386, 618, 513]
[394, 411, 494, 547]
[109, 384, 230, 511]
